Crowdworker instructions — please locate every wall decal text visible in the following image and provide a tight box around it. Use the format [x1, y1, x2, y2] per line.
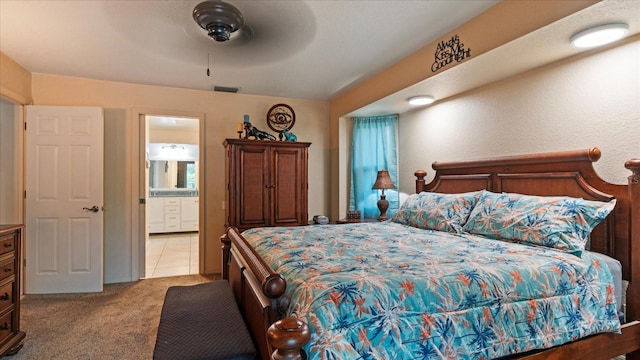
[431, 35, 471, 72]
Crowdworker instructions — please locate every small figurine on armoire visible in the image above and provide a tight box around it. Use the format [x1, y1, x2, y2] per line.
[282, 129, 297, 142]
[247, 125, 276, 141]
[242, 114, 276, 140]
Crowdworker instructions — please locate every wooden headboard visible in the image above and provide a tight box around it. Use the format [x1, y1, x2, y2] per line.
[415, 148, 640, 319]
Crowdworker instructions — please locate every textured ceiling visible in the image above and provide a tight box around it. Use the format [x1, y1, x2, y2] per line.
[0, 0, 498, 101]
[2, 1, 637, 118]
[350, 0, 640, 117]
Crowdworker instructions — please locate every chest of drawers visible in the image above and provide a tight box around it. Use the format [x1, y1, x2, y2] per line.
[0, 225, 24, 357]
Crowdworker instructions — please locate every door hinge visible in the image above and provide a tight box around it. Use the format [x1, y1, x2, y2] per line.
[24, 191, 26, 199]
[23, 259, 26, 268]
[24, 122, 27, 131]
[139, 198, 146, 204]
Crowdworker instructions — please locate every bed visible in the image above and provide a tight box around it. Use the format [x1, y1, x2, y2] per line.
[221, 147, 640, 360]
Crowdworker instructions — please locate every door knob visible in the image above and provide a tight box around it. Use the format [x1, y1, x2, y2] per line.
[82, 206, 100, 213]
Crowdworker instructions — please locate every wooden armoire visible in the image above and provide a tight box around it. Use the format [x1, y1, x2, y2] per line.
[224, 139, 311, 232]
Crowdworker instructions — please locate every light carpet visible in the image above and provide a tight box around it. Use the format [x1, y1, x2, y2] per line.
[11, 274, 217, 360]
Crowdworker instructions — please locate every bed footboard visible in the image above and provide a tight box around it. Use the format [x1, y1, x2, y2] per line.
[221, 227, 308, 360]
[261, 318, 640, 359]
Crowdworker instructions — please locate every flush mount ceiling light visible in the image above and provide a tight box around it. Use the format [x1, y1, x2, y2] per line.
[193, 0, 244, 42]
[161, 144, 186, 151]
[570, 23, 629, 48]
[408, 96, 435, 106]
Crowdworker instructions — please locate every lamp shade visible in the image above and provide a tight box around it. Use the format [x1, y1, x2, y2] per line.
[372, 170, 395, 190]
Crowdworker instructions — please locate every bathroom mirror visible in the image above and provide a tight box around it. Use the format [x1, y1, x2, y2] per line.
[149, 160, 197, 189]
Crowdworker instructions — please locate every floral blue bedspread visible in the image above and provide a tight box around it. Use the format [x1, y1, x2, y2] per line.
[242, 222, 620, 359]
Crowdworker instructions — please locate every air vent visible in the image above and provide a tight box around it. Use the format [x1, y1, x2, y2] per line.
[213, 86, 239, 93]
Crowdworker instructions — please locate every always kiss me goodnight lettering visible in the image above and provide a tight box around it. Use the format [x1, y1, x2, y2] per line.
[431, 35, 471, 72]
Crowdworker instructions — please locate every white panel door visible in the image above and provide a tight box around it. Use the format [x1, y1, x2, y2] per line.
[25, 106, 104, 293]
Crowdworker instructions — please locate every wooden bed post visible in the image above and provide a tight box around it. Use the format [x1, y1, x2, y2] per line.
[414, 170, 427, 194]
[220, 234, 231, 280]
[626, 159, 640, 321]
[267, 318, 310, 360]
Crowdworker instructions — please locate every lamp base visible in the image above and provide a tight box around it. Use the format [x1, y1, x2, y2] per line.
[377, 194, 389, 221]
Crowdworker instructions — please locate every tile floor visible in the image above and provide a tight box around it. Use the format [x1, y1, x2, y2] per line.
[146, 232, 199, 278]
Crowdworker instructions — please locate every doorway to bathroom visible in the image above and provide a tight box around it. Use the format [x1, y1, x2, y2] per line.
[144, 115, 200, 278]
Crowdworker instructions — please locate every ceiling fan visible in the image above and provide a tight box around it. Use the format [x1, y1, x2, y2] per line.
[192, 0, 252, 43]
[187, 0, 315, 66]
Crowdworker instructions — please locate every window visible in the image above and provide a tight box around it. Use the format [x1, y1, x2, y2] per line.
[177, 161, 197, 189]
[186, 162, 197, 189]
[349, 115, 399, 219]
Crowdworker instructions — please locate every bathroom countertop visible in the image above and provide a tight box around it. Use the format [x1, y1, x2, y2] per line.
[149, 189, 198, 197]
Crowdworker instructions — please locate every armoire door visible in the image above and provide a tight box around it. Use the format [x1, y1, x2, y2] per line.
[236, 144, 270, 229]
[271, 146, 307, 226]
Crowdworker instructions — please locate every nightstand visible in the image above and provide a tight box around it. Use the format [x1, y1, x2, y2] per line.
[335, 218, 380, 224]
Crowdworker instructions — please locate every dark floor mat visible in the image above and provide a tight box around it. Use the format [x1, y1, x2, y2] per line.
[153, 281, 256, 360]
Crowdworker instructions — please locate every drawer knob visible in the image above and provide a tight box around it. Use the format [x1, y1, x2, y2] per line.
[3, 243, 11, 248]
[0, 293, 9, 301]
[4, 267, 11, 273]
[0, 323, 8, 330]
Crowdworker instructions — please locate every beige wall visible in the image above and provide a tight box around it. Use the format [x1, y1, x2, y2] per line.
[31, 74, 330, 283]
[0, 98, 23, 224]
[0, 51, 32, 105]
[397, 38, 639, 193]
[336, 38, 640, 217]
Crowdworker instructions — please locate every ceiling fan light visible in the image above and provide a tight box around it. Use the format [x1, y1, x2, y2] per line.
[408, 96, 435, 106]
[208, 24, 233, 42]
[193, 1, 244, 42]
[570, 23, 629, 48]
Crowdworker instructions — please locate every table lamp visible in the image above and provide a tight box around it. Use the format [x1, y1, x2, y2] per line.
[372, 170, 395, 221]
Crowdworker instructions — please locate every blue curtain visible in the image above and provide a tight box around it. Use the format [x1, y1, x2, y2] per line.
[349, 115, 399, 219]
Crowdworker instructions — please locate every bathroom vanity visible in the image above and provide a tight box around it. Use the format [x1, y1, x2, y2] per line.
[148, 189, 199, 233]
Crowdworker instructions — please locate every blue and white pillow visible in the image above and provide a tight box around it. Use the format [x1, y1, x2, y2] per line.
[462, 190, 616, 256]
[391, 191, 480, 233]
